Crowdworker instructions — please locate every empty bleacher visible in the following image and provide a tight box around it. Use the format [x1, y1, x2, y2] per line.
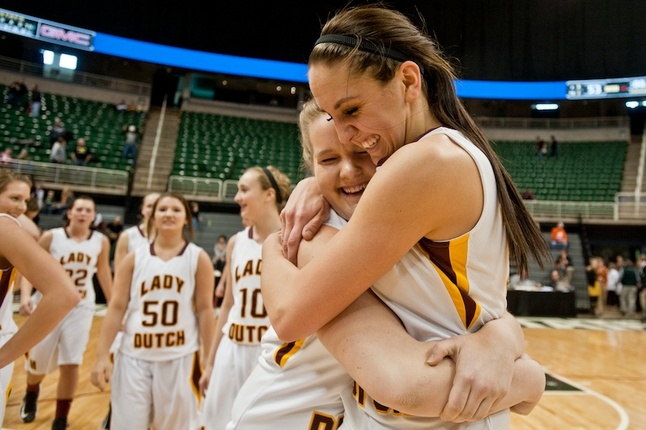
[173, 111, 304, 184]
[493, 139, 627, 202]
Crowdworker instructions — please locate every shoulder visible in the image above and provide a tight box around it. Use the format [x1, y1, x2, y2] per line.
[0, 214, 20, 227]
[386, 131, 474, 177]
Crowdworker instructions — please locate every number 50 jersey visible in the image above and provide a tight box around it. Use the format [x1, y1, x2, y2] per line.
[120, 242, 201, 361]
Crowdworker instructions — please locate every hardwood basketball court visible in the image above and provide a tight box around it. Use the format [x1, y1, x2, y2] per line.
[2, 312, 644, 429]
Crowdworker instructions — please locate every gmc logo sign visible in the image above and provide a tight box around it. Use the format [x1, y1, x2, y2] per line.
[40, 24, 92, 47]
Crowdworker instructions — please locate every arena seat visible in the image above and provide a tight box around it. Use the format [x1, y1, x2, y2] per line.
[174, 111, 304, 183]
[493, 140, 627, 202]
[1, 85, 145, 170]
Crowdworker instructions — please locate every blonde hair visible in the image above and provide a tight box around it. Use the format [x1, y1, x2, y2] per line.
[244, 166, 292, 212]
[298, 99, 323, 174]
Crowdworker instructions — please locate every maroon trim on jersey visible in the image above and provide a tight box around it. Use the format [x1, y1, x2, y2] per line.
[376, 126, 442, 167]
[148, 241, 189, 256]
[274, 341, 298, 366]
[0, 267, 14, 306]
[191, 351, 202, 396]
[247, 226, 254, 239]
[178, 241, 189, 255]
[417, 237, 478, 328]
[136, 224, 146, 238]
[63, 227, 94, 240]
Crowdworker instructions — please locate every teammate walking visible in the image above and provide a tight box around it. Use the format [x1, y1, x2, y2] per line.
[91, 192, 215, 430]
[199, 166, 291, 430]
[19, 195, 112, 430]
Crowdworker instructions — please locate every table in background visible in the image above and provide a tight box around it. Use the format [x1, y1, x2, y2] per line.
[507, 289, 576, 317]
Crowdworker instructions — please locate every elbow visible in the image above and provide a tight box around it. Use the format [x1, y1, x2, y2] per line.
[66, 289, 82, 309]
[365, 365, 449, 417]
[268, 310, 298, 342]
[267, 305, 306, 342]
[374, 379, 444, 417]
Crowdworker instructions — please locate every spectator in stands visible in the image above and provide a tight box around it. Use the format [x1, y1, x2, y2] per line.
[190, 201, 201, 231]
[619, 257, 640, 318]
[212, 234, 227, 304]
[586, 258, 601, 316]
[121, 124, 140, 161]
[638, 254, 646, 322]
[41, 190, 55, 214]
[18, 148, 29, 161]
[46, 187, 75, 216]
[595, 258, 609, 316]
[554, 248, 574, 285]
[536, 135, 547, 158]
[550, 221, 568, 250]
[549, 135, 558, 158]
[29, 84, 41, 118]
[49, 135, 68, 164]
[606, 260, 621, 309]
[48, 117, 67, 146]
[31, 181, 45, 209]
[105, 216, 124, 245]
[115, 99, 129, 111]
[542, 269, 571, 292]
[0, 148, 13, 165]
[70, 137, 92, 166]
[521, 188, 536, 200]
[6, 78, 27, 109]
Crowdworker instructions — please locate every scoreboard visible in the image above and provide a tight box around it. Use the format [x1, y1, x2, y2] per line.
[0, 8, 95, 51]
[566, 76, 646, 100]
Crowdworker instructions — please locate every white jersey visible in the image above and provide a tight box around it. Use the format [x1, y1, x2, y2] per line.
[125, 224, 149, 253]
[227, 211, 350, 429]
[0, 214, 19, 337]
[119, 242, 201, 361]
[341, 127, 510, 429]
[33, 227, 105, 312]
[203, 227, 269, 429]
[27, 226, 105, 374]
[222, 227, 269, 345]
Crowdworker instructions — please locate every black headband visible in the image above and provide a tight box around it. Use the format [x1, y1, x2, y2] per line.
[314, 34, 424, 75]
[262, 167, 282, 204]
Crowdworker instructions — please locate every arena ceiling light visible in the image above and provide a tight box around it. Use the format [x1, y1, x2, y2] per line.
[531, 103, 559, 111]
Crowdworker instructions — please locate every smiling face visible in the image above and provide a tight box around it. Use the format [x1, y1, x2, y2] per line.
[0, 179, 30, 218]
[308, 60, 412, 165]
[234, 170, 272, 223]
[308, 112, 376, 220]
[153, 195, 188, 233]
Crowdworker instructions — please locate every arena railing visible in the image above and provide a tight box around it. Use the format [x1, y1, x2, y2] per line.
[5, 160, 128, 195]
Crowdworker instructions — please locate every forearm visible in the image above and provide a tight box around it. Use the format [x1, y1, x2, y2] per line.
[95, 306, 127, 360]
[0, 286, 79, 368]
[318, 290, 450, 415]
[97, 272, 113, 303]
[197, 308, 215, 364]
[205, 299, 231, 368]
[318, 292, 543, 418]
